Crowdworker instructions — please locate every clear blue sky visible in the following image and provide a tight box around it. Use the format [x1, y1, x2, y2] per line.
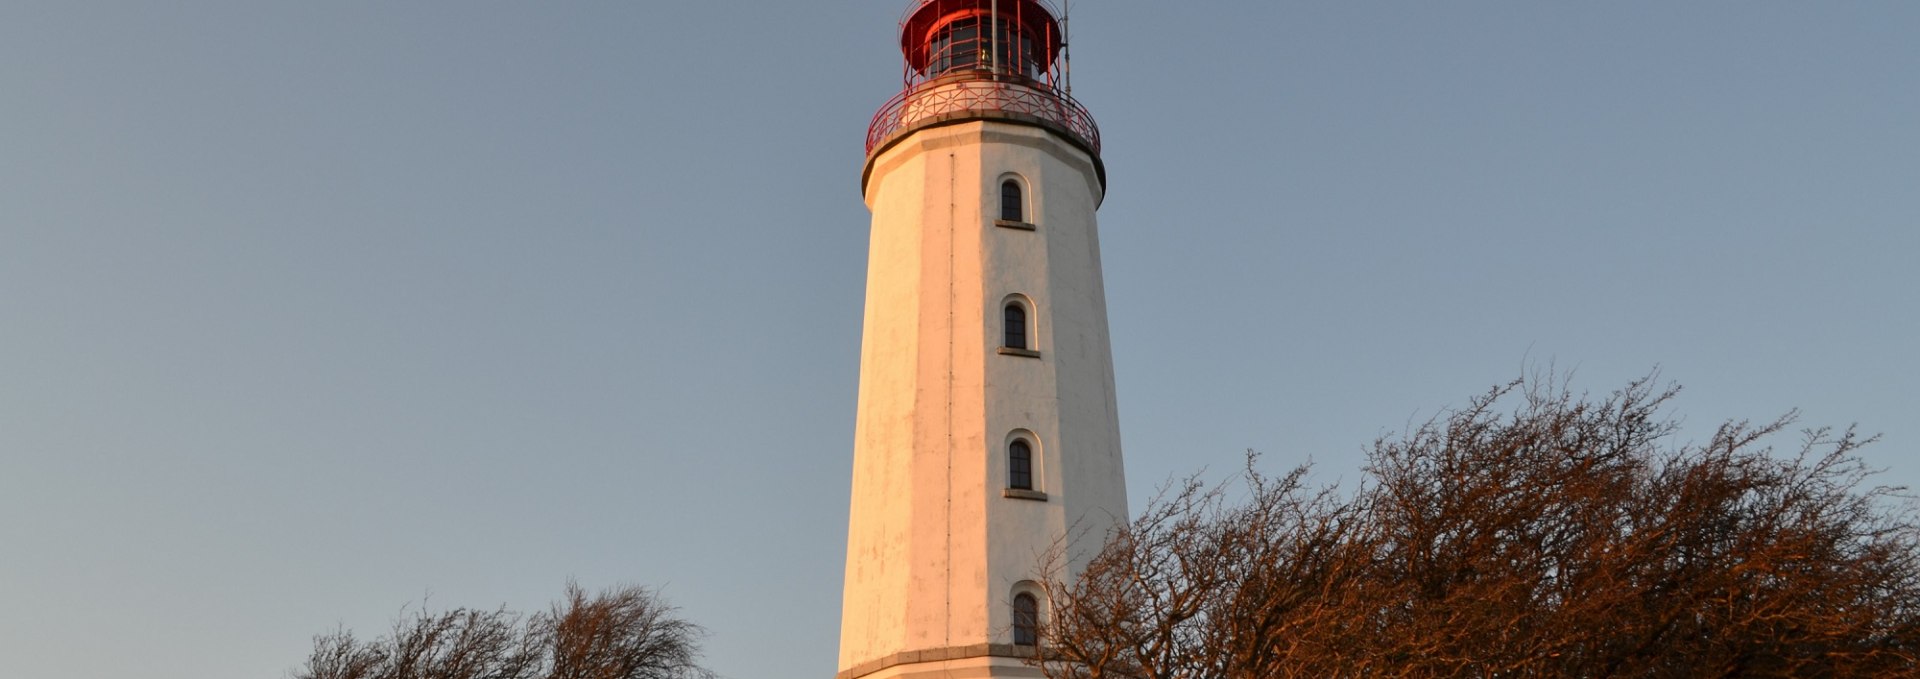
[2, 2, 1915, 678]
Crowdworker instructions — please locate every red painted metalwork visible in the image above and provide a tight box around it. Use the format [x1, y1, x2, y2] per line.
[867, 77, 1100, 158]
[901, 0, 1062, 75]
[866, 0, 1099, 160]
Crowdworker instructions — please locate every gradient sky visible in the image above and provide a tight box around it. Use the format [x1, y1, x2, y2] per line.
[2, 2, 1915, 678]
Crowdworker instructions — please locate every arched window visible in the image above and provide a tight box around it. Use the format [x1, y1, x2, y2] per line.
[1000, 179, 1024, 222]
[1013, 592, 1039, 646]
[1008, 439, 1033, 490]
[1003, 303, 1028, 350]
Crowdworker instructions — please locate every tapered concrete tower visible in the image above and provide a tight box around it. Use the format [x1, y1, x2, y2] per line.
[839, 2, 1127, 678]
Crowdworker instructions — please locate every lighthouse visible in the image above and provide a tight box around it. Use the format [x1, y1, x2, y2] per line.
[838, 1, 1128, 678]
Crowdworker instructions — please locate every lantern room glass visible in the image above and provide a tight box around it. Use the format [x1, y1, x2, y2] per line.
[923, 16, 1041, 79]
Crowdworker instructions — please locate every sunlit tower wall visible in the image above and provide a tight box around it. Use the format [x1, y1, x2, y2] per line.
[839, 1, 1127, 678]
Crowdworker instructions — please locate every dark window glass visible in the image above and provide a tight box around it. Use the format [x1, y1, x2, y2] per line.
[948, 23, 978, 71]
[1003, 304, 1027, 350]
[1013, 593, 1039, 646]
[1009, 439, 1033, 490]
[923, 17, 1039, 78]
[928, 18, 980, 75]
[1001, 180, 1023, 222]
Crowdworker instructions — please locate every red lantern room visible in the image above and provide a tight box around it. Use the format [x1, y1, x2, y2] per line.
[900, 0, 1063, 82]
[866, 0, 1100, 175]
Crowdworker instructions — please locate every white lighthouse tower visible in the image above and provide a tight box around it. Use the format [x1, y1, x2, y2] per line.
[838, 2, 1128, 678]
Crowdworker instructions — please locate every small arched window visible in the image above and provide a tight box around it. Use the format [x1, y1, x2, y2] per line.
[1013, 592, 1039, 646]
[1008, 439, 1033, 490]
[1003, 303, 1028, 350]
[1000, 180, 1023, 222]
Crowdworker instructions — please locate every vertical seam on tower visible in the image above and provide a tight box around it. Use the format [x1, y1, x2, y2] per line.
[944, 150, 956, 648]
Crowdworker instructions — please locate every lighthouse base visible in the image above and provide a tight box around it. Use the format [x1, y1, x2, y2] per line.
[837, 647, 1044, 679]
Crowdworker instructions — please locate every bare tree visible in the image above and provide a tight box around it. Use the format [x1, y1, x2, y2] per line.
[1035, 376, 1920, 678]
[297, 583, 711, 679]
[544, 582, 709, 679]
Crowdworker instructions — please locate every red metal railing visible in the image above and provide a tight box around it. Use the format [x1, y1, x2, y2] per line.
[866, 78, 1101, 158]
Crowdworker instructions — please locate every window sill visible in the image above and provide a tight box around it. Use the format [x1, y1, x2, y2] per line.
[997, 347, 1041, 359]
[1003, 489, 1049, 502]
[994, 219, 1037, 231]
